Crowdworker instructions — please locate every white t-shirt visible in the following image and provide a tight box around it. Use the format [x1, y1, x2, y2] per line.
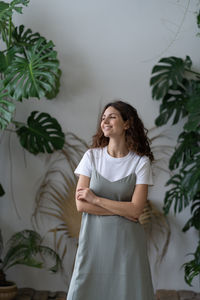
[74, 146, 154, 186]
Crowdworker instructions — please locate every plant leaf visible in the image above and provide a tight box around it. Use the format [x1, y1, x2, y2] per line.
[150, 56, 192, 100]
[169, 131, 200, 170]
[16, 111, 65, 154]
[0, 85, 15, 129]
[4, 37, 60, 101]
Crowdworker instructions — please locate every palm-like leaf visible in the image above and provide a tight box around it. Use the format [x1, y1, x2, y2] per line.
[16, 111, 65, 154]
[1, 229, 62, 272]
[150, 56, 192, 100]
[4, 37, 60, 100]
[33, 133, 88, 259]
[0, 86, 15, 129]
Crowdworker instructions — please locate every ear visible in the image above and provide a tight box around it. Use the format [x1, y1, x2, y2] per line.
[124, 120, 130, 130]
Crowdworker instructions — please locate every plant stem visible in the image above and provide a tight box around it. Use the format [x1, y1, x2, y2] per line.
[8, 17, 12, 48]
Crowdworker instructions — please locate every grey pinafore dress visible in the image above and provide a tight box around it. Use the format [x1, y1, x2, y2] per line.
[67, 164, 155, 299]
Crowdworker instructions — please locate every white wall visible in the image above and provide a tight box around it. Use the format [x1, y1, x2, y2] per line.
[0, 0, 200, 293]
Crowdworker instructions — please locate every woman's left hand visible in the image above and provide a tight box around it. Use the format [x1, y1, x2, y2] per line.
[77, 187, 97, 204]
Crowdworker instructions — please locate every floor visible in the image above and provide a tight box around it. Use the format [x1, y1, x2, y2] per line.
[15, 288, 200, 300]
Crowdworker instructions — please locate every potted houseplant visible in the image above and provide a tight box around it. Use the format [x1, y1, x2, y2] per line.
[0, 229, 62, 300]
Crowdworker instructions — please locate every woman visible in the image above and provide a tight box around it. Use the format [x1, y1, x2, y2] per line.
[67, 100, 155, 300]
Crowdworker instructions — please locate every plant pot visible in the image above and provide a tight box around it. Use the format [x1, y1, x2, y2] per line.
[0, 282, 18, 300]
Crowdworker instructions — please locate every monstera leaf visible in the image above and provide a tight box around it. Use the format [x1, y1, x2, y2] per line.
[0, 86, 15, 129]
[12, 25, 41, 47]
[155, 82, 188, 126]
[16, 111, 65, 154]
[169, 131, 200, 170]
[150, 56, 192, 100]
[163, 170, 191, 215]
[4, 37, 60, 101]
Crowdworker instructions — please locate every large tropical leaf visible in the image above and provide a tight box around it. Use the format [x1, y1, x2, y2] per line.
[4, 37, 60, 101]
[163, 171, 191, 215]
[150, 56, 192, 100]
[0, 86, 15, 129]
[155, 82, 188, 126]
[169, 131, 200, 170]
[16, 111, 65, 154]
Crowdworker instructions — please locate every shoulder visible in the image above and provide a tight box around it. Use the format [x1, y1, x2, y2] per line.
[129, 152, 151, 164]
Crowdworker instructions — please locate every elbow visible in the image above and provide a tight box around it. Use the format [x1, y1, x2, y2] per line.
[76, 199, 84, 212]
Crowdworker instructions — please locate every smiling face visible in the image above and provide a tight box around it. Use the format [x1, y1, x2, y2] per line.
[101, 106, 129, 138]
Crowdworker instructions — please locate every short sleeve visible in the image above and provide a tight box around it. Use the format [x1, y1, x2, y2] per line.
[135, 156, 154, 186]
[74, 150, 92, 178]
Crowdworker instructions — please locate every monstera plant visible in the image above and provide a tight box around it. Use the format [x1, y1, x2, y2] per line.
[0, 0, 65, 197]
[150, 11, 200, 286]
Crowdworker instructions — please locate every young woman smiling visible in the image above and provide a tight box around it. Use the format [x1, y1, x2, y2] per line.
[67, 100, 155, 300]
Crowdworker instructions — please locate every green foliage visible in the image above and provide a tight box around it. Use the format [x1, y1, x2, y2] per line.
[150, 40, 200, 285]
[182, 242, 200, 286]
[16, 111, 65, 154]
[0, 0, 65, 194]
[0, 230, 62, 274]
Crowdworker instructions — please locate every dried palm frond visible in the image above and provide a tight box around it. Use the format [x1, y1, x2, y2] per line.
[32, 132, 87, 258]
[139, 200, 171, 267]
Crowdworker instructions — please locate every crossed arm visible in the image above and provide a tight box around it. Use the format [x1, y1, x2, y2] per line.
[75, 175, 148, 222]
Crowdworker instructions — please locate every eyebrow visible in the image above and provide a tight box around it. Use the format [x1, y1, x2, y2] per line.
[102, 113, 119, 117]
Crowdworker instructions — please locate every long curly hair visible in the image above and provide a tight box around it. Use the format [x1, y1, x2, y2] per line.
[90, 100, 154, 162]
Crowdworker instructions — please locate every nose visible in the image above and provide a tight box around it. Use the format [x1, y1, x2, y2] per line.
[103, 116, 109, 124]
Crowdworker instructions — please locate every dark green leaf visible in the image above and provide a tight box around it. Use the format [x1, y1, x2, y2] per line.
[12, 25, 41, 48]
[184, 82, 200, 131]
[163, 171, 191, 215]
[155, 83, 188, 126]
[169, 131, 200, 170]
[2, 230, 62, 272]
[182, 241, 200, 286]
[16, 111, 65, 154]
[150, 56, 192, 100]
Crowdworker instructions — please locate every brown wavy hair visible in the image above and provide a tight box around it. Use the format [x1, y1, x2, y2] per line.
[90, 100, 154, 162]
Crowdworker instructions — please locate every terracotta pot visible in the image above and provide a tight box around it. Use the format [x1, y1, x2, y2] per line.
[0, 282, 18, 300]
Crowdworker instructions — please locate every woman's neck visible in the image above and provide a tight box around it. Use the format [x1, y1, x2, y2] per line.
[107, 139, 129, 158]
